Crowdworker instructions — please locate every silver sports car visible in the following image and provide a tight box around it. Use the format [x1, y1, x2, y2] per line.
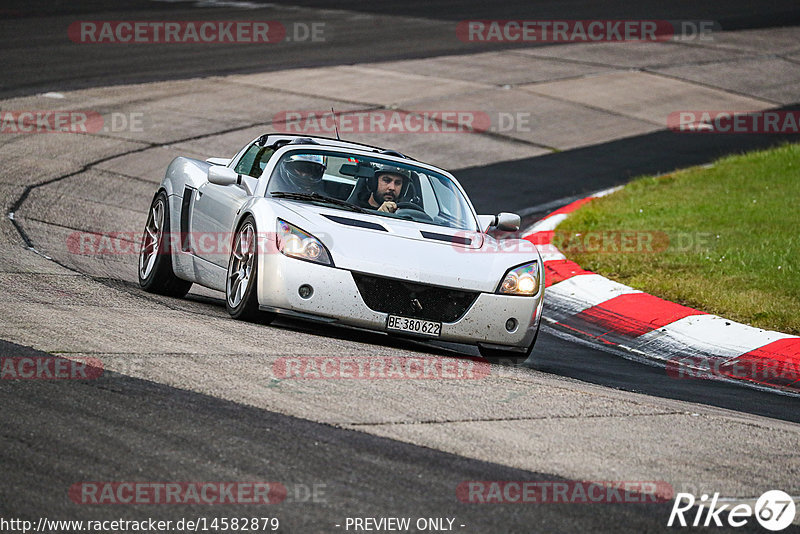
[138, 134, 544, 361]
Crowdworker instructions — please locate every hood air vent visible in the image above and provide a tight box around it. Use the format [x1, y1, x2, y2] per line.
[420, 231, 471, 245]
[322, 214, 387, 232]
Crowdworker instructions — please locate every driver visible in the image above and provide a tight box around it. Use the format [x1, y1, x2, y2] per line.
[362, 164, 410, 213]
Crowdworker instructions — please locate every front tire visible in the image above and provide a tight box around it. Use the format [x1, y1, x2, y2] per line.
[478, 321, 540, 365]
[138, 190, 192, 297]
[226, 216, 274, 324]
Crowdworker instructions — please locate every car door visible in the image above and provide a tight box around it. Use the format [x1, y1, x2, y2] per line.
[191, 144, 275, 271]
[190, 181, 249, 270]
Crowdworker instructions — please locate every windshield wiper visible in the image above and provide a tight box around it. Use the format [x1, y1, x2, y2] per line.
[270, 192, 372, 214]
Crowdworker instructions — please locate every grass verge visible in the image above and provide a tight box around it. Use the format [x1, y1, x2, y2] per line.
[555, 143, 800, 335]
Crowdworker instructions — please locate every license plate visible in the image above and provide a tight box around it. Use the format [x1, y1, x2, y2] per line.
[386, 315, 441, 337]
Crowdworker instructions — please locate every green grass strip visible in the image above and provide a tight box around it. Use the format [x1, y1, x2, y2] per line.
[556, 142, 800, 335]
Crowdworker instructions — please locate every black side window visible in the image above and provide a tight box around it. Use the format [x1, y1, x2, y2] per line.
[234, 145, 275, 178]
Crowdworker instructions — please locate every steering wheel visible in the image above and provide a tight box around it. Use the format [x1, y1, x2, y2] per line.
[395, 202, 424, 212]
[394, 202, 433, 222]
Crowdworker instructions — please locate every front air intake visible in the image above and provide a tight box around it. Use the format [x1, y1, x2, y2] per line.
[352, 273, 479, 322]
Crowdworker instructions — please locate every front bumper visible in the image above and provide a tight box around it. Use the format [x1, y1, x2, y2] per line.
[257, 254, 542, 350]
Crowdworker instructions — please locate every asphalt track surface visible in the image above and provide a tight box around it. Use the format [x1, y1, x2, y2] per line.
[0, 340, 689, 533]
[2, 2, 800, 533]
[3, 0, 800, 98]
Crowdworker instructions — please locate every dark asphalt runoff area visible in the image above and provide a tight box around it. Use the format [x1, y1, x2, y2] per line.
[2, 1, 800, 532]
[457, 113, 800, 214]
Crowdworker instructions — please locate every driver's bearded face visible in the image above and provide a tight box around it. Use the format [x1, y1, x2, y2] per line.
[374, 174, 404, 202]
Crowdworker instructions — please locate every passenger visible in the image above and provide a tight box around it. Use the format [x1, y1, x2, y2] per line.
[271, 153, 327, 194]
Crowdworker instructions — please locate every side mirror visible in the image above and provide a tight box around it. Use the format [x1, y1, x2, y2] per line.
[208, 165, 239, 186]
[496, 212, 521, 232]
[477, 212, 520, 232]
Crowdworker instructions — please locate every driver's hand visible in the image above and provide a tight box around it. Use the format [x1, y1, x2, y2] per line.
[378, 201, 397, 213]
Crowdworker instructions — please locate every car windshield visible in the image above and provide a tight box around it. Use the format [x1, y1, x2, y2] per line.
[266, 149, 478, 231]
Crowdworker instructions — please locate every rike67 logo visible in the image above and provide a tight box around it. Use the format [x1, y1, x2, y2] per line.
[668, 490, 796, 530]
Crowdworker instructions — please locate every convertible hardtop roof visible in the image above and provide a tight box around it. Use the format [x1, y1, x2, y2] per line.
[256, 133, 416, 160]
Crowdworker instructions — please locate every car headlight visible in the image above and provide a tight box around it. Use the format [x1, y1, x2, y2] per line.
[497, 261, 540, 296]
[276, 219, 333, 266]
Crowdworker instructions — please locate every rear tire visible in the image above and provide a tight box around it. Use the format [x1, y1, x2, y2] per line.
[138, 190, 192, 297]
[226, 216, 274, 324]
